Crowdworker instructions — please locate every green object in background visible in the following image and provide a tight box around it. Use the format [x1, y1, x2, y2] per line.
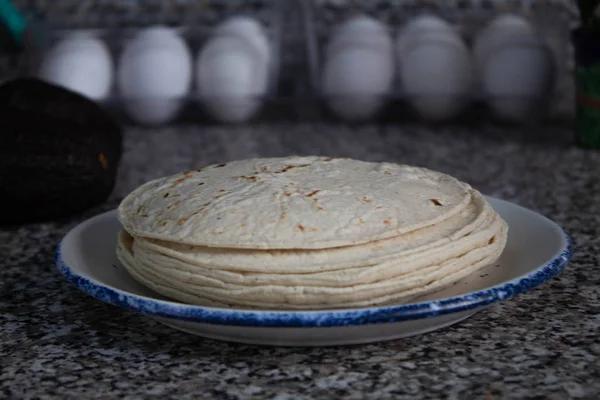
[574, 1, 600, 148]
[575, 63, 600, 148]
[573, 17, 600, 149]
[0, 0, 25, 47]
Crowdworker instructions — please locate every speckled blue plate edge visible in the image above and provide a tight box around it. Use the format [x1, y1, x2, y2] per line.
[55, 203, 573, 328]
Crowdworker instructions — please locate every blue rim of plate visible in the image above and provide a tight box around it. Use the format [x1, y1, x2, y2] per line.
[55, 210, 573, 328]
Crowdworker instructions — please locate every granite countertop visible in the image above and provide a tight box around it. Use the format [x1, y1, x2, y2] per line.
[1, 122, 599, 399]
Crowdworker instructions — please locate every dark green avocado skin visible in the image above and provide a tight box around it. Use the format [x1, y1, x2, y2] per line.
[0, 78, 122, 225]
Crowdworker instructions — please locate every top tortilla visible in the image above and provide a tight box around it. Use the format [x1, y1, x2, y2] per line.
[118, 156, 472, 249]
[130, 189, 492, 273]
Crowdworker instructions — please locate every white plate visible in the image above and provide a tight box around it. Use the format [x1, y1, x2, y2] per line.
[56, 197, 572, 346]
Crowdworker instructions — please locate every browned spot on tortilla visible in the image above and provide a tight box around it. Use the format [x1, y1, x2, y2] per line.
[198, 182, 204, 186]
[383, 170, 391, 175]
[430, 199, 443, 206]
[280, 214, 286, 220]
[163, 192, 170, 198]
[215, 194, 226, 199]
[298, 224, 305, 232]
[307, 190, 320, 197]
[98, 153, 108, 169]
[375, 245, 384, 250]
[173, 174, 193, 185]
[219, 189, 226, 192]
[177, 217, 188, 225]
[284, 192, 292, 196]
[274, 164, 311, 174]
[215, 163, 227, 168]
[384, 218, 391, 225]
[238, 175, 258, 182]
[359, 218, 365, 224]
[309, 227, 318, 232]
[262, 166, 269, 172]
[312, 198, 323, 210]
[362, 196, 372, 204]
[167, 200, 181, 210]
[489, 237, 495, 244]
[160, 220, 168, 227]
[323, 156, 333, 161]
[241, 223, 247, 227]
[196, 167, 204, 172]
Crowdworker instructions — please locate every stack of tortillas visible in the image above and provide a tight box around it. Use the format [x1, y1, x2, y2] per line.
[117, 156, 507, 310]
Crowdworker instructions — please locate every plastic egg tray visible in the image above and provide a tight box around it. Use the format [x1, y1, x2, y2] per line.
[25, 0, 574, 125]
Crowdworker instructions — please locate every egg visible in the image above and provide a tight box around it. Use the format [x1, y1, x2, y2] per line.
[482, 35, 556, 121]
[196, 35, 268, 123]
[38, 32, 113, 100]
[474, 14, 555, 121]
[117, 26, 192, 125]
[396, 15, 457, 56]
[326, 15, 393, 58]
[398, 29, 473, 121]
[322, 15, 394, 121]
[473, 14, 536, 73]
[214, 16, 271, 67]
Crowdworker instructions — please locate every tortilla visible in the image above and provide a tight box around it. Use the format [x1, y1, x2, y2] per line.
[118, 156, 472, 249]
[116, 157, 509, 310]
[131, 189, 493, 273]
[117, 222, 507, 309]
[123, 214, 502, 287]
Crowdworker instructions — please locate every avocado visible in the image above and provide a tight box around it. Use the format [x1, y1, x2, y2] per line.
[0, 78, 122, 225]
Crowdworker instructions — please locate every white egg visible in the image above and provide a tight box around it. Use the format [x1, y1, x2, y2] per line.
[322, 45, 394, 121]
[117, 26, 192, 125]
[396, 15, 457, 56]
[473, 14, 536, 72]
[482, 36, 556, 121]
[322, 15, 394, 121]
[214, 16, 271, 66]
[38, 33, 113, 100]
[400, 35, 474, 121]
[196, 35, 268, 123]
[326, 15, 393, 58]
[474, 14, 555, 121]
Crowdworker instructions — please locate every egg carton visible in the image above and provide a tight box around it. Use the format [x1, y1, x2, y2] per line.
[23, 0, 304, 125]
[302, 0, 574, 122]
[22, 0, 575, 124]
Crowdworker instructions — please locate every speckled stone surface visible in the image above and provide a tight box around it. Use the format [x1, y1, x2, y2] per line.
[1, 122, 599, 399]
